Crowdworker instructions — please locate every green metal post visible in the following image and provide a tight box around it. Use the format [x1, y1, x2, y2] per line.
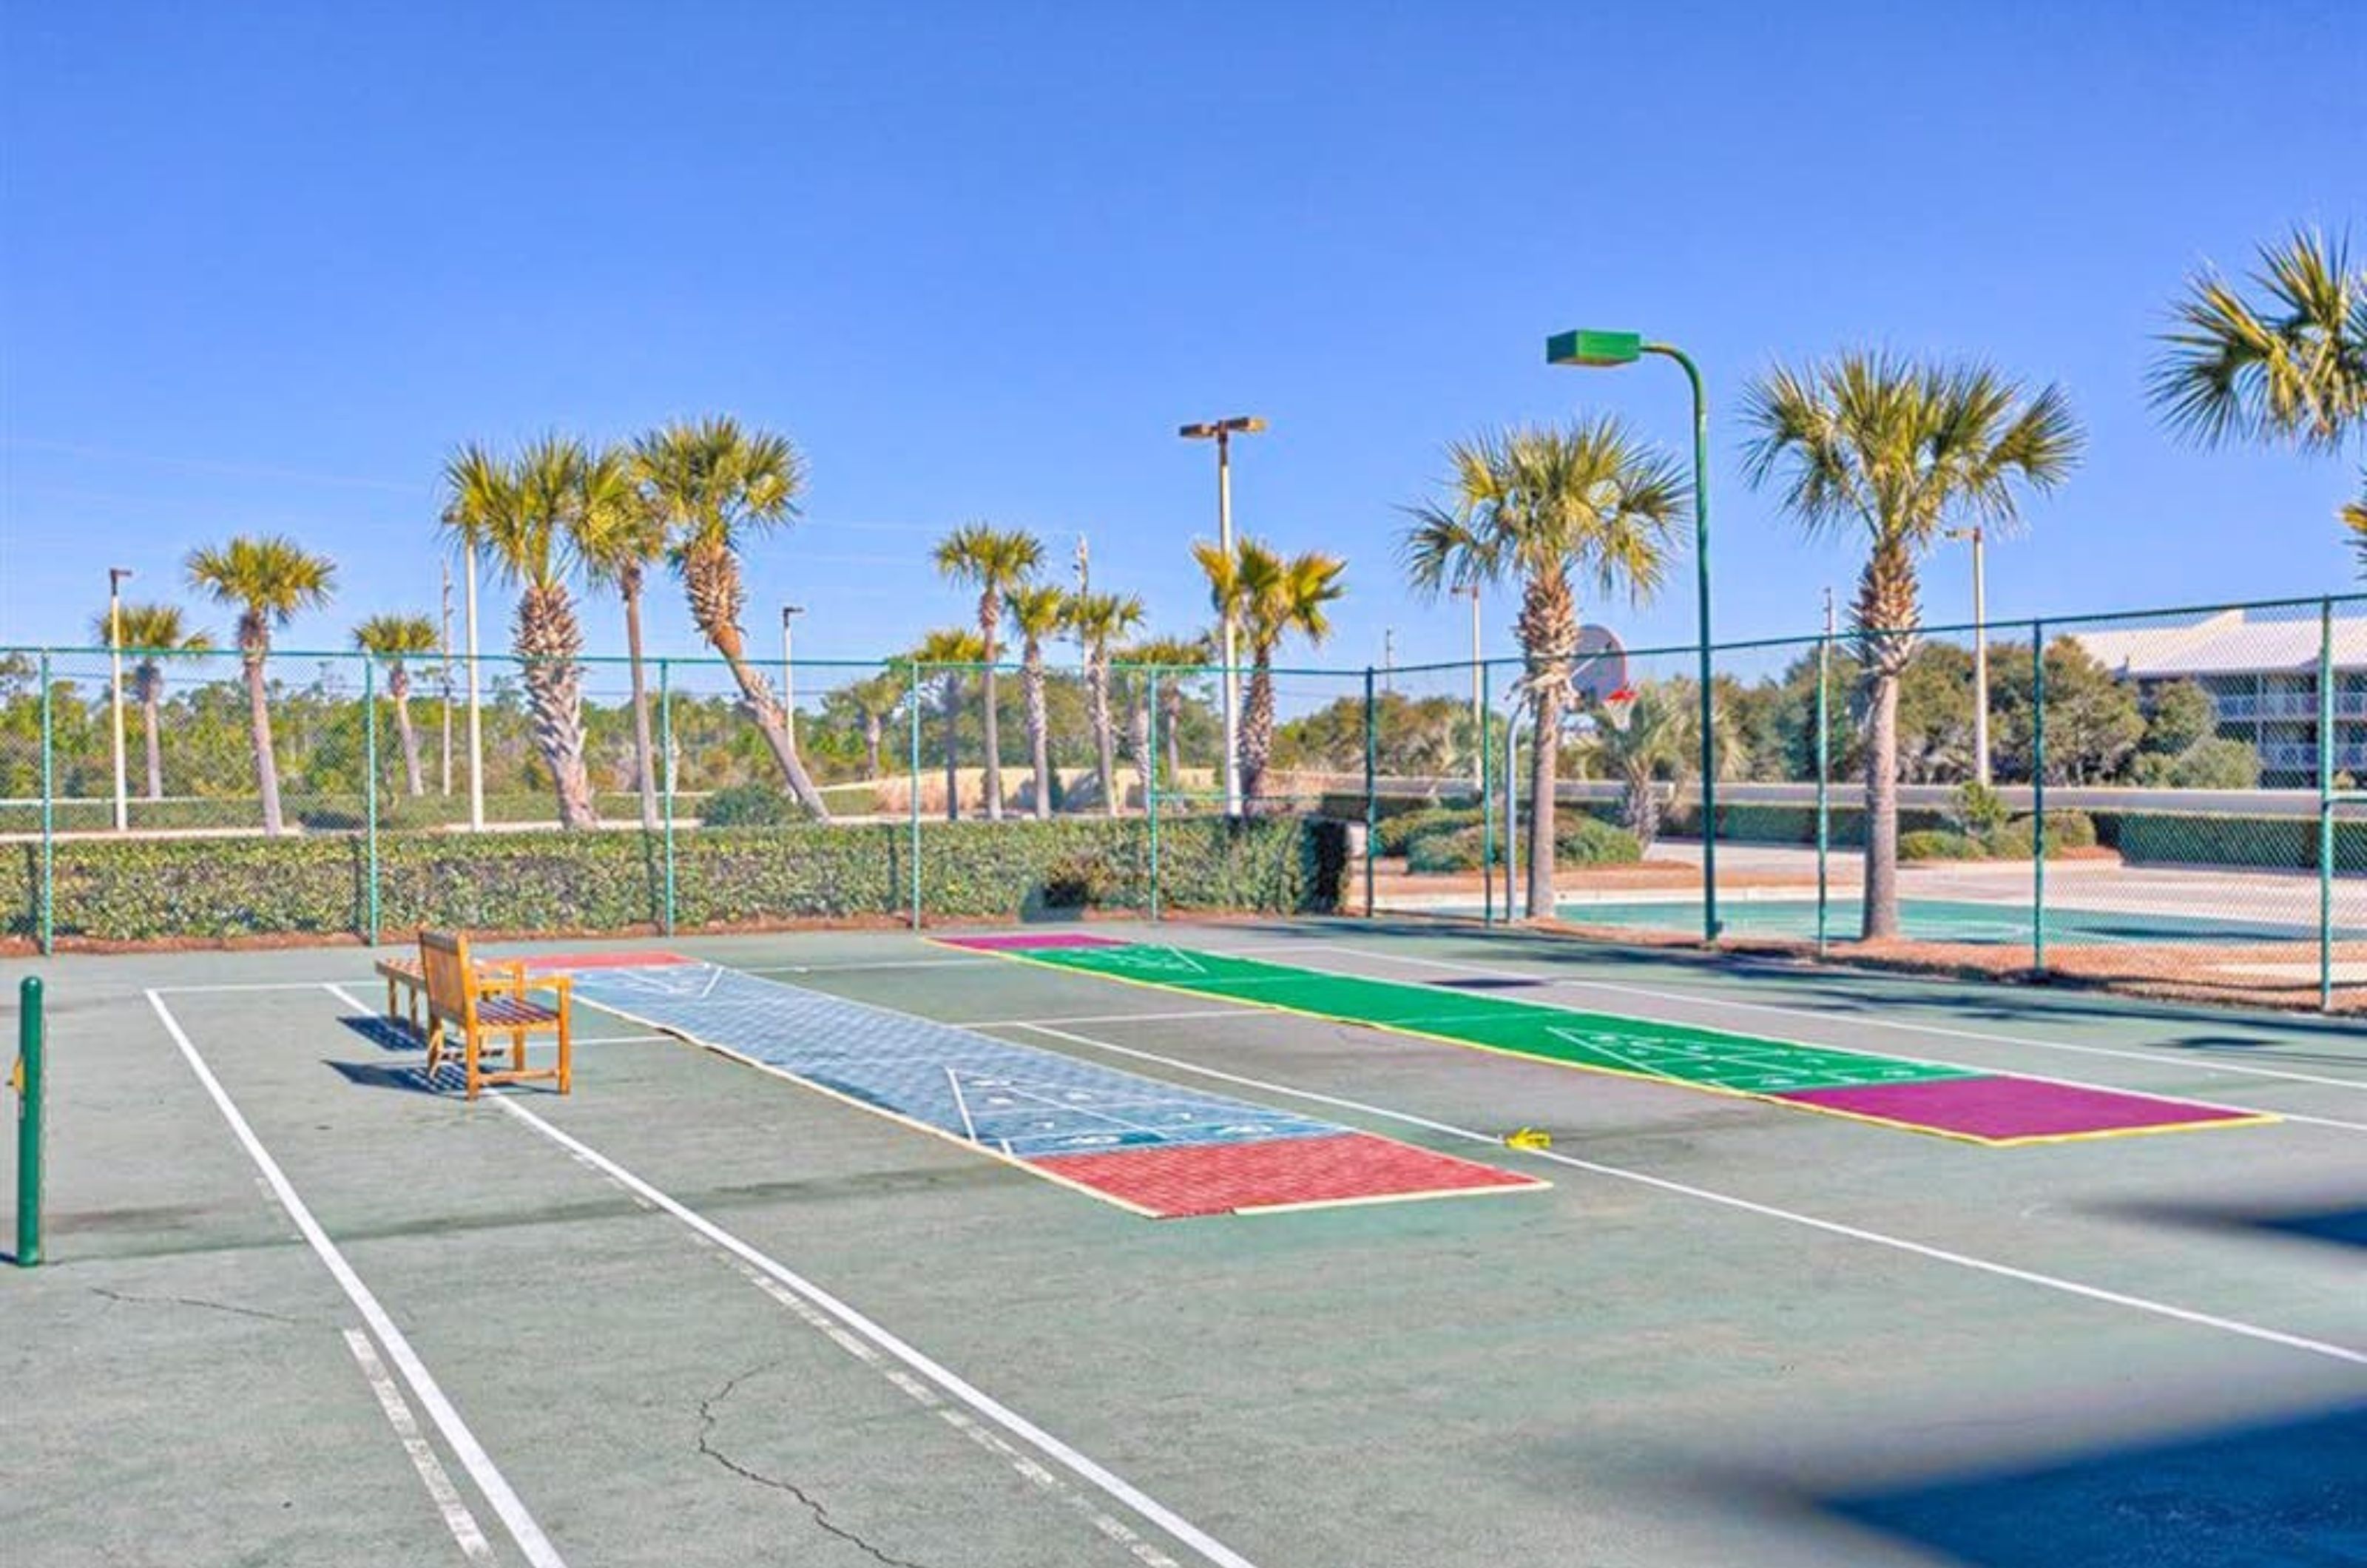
[658, 661, 676, 936]
[1644, 342, 1718, 942]
[1480, 661, 1495, 926]
[15, 976, 44, 1266]
[1363, 666, 1378, 919]
[1146, 668, 1163, 923]
[2320, 598, 2336, 1013]
[2031, 619, 2047, 974]
[1815, 621, 1831, 959]
[38, 652, 53, 957]
[362, 656, 380, 945]
[908, 663, 924, 931]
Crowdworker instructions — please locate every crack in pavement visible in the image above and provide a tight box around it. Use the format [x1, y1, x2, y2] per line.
[696, 1360, 933, 1568]
[87, 1285, 308, 1325]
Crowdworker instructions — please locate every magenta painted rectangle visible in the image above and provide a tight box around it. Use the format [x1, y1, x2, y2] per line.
[1775, 1075, 2259, 1141]
[936, 931, 1130, 952]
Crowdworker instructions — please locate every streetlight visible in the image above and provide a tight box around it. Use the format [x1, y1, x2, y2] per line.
[1547, 327, 1718, 940]
[108, 567, 132, 832]
[1457, 584, 1483, 792]
[781, 604, 807, 747]
[1945, 525, 1990, 786]
[463, 538, 484, 831]
[1178, 415, 1266, 817]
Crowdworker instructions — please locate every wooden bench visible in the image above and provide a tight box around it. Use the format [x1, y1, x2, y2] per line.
[416, 930, 573, 1101]
[374, 954, 430, 1038]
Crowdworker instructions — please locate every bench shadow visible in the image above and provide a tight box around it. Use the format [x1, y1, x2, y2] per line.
[324, 1058, 456, 1095]
[337, 1014, 424, 1053]
[2104, 1197, 2367, 1253]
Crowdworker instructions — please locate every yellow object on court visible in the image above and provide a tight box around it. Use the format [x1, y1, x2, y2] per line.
[1505, 1127, 1552, 1150]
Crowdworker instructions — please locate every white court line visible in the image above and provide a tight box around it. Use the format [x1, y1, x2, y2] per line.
[741, 958, 996, 975]
[947, 1067, 981, 1144]
[344, 1329, 496, 1564]
[1318, 943, 2361, 1103]
[1015, 1022, 2367, 1369]
[487, 1095, 1263, 1568]
[146, 990, 567, 1567]
[950, 1008, 1249, 1030]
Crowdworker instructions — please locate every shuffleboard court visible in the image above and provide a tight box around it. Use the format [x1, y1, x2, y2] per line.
[939, 934, 2276, 1145]
[1539, 896, 2361, 947]
[556, 954, 1545, 1217]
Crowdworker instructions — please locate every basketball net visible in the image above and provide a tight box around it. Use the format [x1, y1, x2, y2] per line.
[1599, 686, 1638, 731]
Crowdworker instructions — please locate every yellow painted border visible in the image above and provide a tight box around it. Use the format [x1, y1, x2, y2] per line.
[578, 972, 1547, 1218]
[936, 938, 2280, 1149]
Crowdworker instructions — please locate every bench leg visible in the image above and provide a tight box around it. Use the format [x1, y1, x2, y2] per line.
[557, 1010, 572, 1095]
[465, 1025, 482, 1101]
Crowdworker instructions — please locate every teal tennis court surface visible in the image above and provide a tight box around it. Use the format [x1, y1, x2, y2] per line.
[7, 919, 2365, 1566]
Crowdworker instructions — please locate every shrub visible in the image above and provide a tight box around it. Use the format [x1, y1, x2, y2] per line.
[1948, 782, 2009, 840]
[1987, 811, 2096, 860]
[1406, 826, 1490, 873]
[1403, 817, 1641, 874]
[1385, 808, 1482, 856]
[1899, 829, 1985, 861]
[699, 783, 800, 827]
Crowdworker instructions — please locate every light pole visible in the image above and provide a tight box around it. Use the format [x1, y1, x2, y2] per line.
[1547, 328, 1718, 940]
[781, 604, 806, 746]
[108, 567, 132, 832]
[464, 540, 484, 831]
[1946, 524, 1990, 786]
[1179, 416, 1266, 817]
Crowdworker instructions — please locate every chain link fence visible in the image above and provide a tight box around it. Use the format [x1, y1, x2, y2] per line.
[6, 592, 2365, 1012]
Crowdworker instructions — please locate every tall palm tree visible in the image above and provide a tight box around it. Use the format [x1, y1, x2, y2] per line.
[632, 416, 830, 819]
[1065, 592, 1146, 816]
[1127, 634, 1214, 789]
[828, 670, 907, 781]
[1582, 685, 1689, 854]
[353, 614, 441, 797]
[1743, 353, 2082, 938]
[2152, 227, 2367, 557]
[98, 603, 212, 801]
[913, 627, 986, 820]
[1402, 420, 1685, 917]
[1004, 583, 1069, 819]
[185, 535, 337, 835]
[2346, 484, 2367, 574]
[933, 524, 1043, 820]
[1193, 538, 1346, 810]
[572, 442, 668, 828]
[443, 436, 599, 829]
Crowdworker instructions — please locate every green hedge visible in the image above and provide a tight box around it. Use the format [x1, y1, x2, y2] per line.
[4, 817, 1345, 942]
[1404, 817, 1641, 873]
[2110, 812, 2367, 872]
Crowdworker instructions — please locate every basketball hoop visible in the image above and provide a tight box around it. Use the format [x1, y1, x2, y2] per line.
[1599, 685, 1638, 731]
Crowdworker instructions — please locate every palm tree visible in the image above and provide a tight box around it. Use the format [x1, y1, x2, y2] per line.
[1743, 353, 2082, 938]
[97, 603, 212, 801]
[1127, 634, 1214, 790]
[828, 670, 907, 781]
[1582, 685, 1689, 854]
[353, 614, 441, 797]
[185, 535, 336, 835]
[2346, 484, 2367, 574]
[933, 524, 1042, 820]
[913, 628, 986, 820]
[442, 437, 598, 829]
[1194, 541, 1346, 810]
[632, 416, 830, 819]
[1004, 583, 1069, 819]
[573, 442, 668, 829]
[1402, 420, 1685, 917]
[2152, 227, 2367, 558]
[1065, 592, 1146, 816]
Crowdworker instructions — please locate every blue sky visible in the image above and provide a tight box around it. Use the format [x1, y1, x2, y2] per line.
[3, 1, 2362, 682]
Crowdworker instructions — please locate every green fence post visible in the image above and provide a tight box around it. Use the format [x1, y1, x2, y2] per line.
[1815, 618, 1831, 959]
[15, 976, 44, 1266]
[659, 660, 676, 936]
[38, 652, 53, 957]
[2031, 618, 2047, 975]
[2320, 597, 2336, 1013]
[908, 663, 924, 931]
[1146, 668, 1162, 923]
[1480, 661, 1495, 927]
[1363, 666, 1377, 919]
[362, 655, 380, 945]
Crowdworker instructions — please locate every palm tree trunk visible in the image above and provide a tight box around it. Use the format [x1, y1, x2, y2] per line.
[1240, 658, 1277, 809]
[1623, 766, 1660, 856]
[139, 676, 164, 801]
[863, 715, 883, 781]
[391, 669, 424, 797]
[1526, 684, 1561, 919]
[683, 544, 833, 821]
[979, 593, 1004, 820]
[623, 573, 658, 831]
[1088, 656, 1118, 818]
[941, 672, 963, 821]
[517, 585, 598, 830]
[1162, 689, 1184, 784]
[1023, 648, 1051, 820]
[1862, 672, 1902, 939]
[243, 649, 285, 837]
[1130, 681, 1152, 811]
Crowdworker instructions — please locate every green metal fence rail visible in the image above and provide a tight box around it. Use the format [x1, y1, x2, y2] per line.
[13, 975, 43, 1268]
